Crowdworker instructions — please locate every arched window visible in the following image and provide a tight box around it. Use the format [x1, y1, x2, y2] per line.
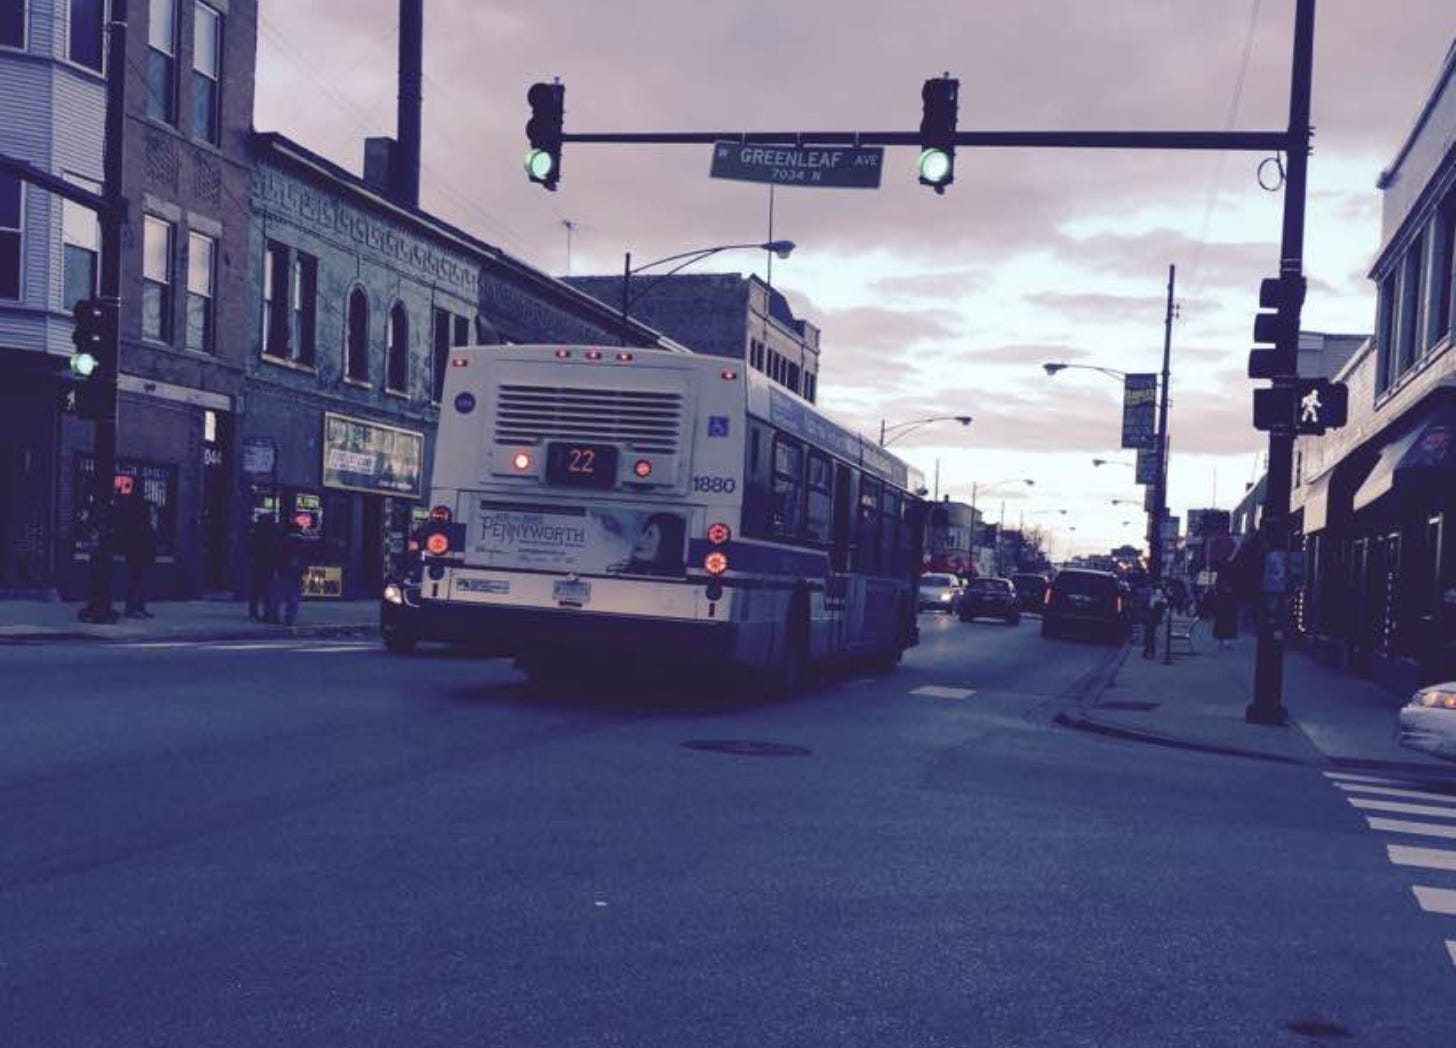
[386, 302, 409, 393]
[346, 287, 370, 381]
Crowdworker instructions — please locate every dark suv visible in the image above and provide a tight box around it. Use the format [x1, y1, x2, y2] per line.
[1041, 569, 1130, 643]
[1010, 573, 1049, 614]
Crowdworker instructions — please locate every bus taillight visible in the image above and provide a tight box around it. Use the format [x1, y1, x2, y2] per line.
[585, 350, 603, 360]
[704, 551, 729, 575]
[512, 452, 532, 471]
[706, 522, 731, 545]
[429, 505, 453, 524]
[615, 352, 634, 362]
[633, 459, 652, 478]
[554, 349, 571, 359]
[720, 369, 738, 380]
[425, 533, 450, 556]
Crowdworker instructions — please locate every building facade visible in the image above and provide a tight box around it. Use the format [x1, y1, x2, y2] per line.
[1291, 40, 1456, 690]
[563, 272, 821, 404]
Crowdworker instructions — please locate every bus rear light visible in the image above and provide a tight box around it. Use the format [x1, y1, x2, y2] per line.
[616, 352, 634, 362]
[703, 551, 729, 576]
[633, 459, 652, 478]
[512, 452, 532, 471]
[1044, 586, 1054, 606]
[706, 522, 732, 545]
[429, 505, 453, 524]
[721, 369, 738, 380]
[450, 356, 470, 367]
[585, 350, 603, 360]
[425, 533, 450, 556]
[554, 349, 571, 359]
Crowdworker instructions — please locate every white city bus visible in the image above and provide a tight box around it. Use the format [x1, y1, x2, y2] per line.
[382, 344, 926, 695]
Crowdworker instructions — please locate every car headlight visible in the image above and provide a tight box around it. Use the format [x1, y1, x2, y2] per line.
[383, 582, 404, 606]
[1417, 687, 1456, 709]
[940, 592, 952, 601]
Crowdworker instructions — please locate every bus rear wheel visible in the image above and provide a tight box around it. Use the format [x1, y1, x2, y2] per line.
[763, 598, 809, 701]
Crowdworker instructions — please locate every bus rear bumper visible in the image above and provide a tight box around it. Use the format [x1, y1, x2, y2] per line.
[381, 598, 738, 660]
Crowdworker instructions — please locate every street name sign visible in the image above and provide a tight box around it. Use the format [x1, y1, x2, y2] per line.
[710, 141, 884, 189]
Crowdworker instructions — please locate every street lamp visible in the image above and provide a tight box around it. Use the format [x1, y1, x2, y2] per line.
[1092, 457, 1134, 469]
[970, 477, 1034, 576]
[878, 414, 973, 447]
[621, 239, 796, 344]
[1042, 362, 1127, 382]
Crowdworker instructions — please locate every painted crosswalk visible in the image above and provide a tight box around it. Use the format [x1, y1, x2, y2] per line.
[1324, 769, 1456, 970]
[114, 639, 377, 655]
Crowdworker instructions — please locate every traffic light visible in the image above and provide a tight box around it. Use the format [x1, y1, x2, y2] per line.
[1252, 379, 1349, 435]
[67, 297, 117, 421]
[918, 76, 959, 193]
[525, 81, 565, 191]
[1247, 274, 1304, 379]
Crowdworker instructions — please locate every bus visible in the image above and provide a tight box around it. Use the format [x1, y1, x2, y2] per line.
[382, 344, 926, 695]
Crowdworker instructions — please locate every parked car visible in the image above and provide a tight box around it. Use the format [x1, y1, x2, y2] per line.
[1041, 568, 1131, 643]
[959, 577, 1020, 625]
[918, 572, 963, 613]
[1010, 573, 1049, 614]
[1397, 682, 1456, 761]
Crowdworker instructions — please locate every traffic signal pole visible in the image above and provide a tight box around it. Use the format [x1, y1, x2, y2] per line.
[1145, 264, 1175, 661]
[78, 0, 128, 624]
[1248, 0, 1316, 725]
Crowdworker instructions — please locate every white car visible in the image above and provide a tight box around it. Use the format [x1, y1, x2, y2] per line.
[918, 573, 963, 613]
[1397, 682, 1456, 761]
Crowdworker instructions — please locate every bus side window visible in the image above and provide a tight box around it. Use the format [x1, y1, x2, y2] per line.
[880, 490, 900, 574]
[831, 463, 852, 573]
[903, 498, 928, 576]
[771, 435, 805, 540]
[806, 451, 832, 545]
[857, 478, 881, 574]
[742, 422, 770, 539]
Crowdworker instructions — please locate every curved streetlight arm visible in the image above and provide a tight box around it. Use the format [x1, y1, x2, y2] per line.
[1043, 361, 1129, 382]
[624, 240, 795, 316]
[880, 414, 972, 447]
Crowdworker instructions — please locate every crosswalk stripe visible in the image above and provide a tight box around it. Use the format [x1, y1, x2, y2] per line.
[1412, 885, 1456, 915]
[1447, 942, 1456, 969]
[1367, 817, 1456, 840]
[1337, 783, 1456, 805]
[1324, 771, 1402, 785]
[1387, 844, 1456, 871]
[910, 686, 977, 700]
[1348, 797, 1456, 819]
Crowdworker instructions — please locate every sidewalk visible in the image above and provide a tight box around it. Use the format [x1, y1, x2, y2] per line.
[0, 596, 380, 645]
[1058, 616, 1456, 774]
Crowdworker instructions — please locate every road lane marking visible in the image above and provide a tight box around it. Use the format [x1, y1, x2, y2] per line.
[1448, 942, 1456, 969]
[1337, 783, 1456, 805]
[1367, 817, 1456, 840]
[1324, 771, 1403, 785]
[1347, 797, 1456, 819]
[1412, 886, 1456, 915]
[910, 686, 977, 700]
[115, 641, 210, 648]
[1387, 845, 1456, 871]
[297, 645, 375, 654]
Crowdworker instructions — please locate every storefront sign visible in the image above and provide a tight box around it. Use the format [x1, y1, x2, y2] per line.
[293, 493, 323, 537]
[322, 413, 424, 498]
[470, 500, 686, 578]
[302, 564, 343, 599]
[243, 437, 277, 476]
[1121, 374, 1158, 450]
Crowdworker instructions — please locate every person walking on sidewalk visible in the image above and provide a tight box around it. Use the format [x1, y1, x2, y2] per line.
[117, 488, 157, 619]
[247, 513, 280, 621]
[269, 521, 305, 626]
[1212, 575, 1238, 649]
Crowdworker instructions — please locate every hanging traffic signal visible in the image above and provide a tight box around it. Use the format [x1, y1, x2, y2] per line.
[918, 76, 959, 193]
[1247, 274, 1303, 379]
[525, 81, 565, 191]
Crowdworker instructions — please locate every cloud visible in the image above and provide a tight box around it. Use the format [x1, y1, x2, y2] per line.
[870, 269, 985, 300]
[1022, 291, 1172, 327]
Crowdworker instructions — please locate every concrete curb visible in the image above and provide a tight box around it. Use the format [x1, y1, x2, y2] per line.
[1052, 710, 1314, 765]
[0, 622, 378, 645]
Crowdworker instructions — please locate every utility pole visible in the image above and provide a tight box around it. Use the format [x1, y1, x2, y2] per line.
[1145, 263, 1175, 659]
[1249, 0, 1316, 726]
[78, 0, 129, 624]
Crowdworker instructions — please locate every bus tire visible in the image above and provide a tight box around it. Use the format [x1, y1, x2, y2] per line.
[383, 630, 418, 655]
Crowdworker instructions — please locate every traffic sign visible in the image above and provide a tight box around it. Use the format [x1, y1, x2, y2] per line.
[710, 141, 884, 189]
[1121, 373, 1158, 449]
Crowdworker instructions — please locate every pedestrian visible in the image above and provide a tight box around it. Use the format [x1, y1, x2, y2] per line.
[247, 513, 280, 621]
[1213, 575, 1239, 648]
[270, 520, 305, 626]
[117, 488, 156, 618]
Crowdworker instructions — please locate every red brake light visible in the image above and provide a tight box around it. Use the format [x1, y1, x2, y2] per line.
[429, 505, 453, 524]
[703, 551, 729, 576]
[425, 533, 450, 556]
[450, 356, 470, 367]
[586, 350, 603, 360]
[616, 352, 634, 362]
[633, 459, 652, 478]
[721, 369, 738, 380]
[512, 452, 532, 471]
[554, 349, 571, 359]
[706, 522, 732, 545]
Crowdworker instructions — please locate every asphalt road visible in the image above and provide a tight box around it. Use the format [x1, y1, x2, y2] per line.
[3, 612, 1454, 1047]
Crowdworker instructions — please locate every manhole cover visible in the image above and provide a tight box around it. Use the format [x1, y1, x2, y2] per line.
[681, 740, 811, 757]
[1100, 701, 1161, 711]
[1286, 1019, 1351, 1039]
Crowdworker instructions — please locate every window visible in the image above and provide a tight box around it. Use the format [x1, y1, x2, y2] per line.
[261, 240, 288, 357]
[62, 194, 98, 310]
[1435, 191, 1456, 346]
[346, 287, 369, 381]
[141, 215, 173, 342]
[386, 303, 409, 392]
[0, 174, 20, 300]
[786, 360, 801, 393]
[879, 490, 900, 573]
[191, 3, 220, 143]
[185, 232, 214, 353]
[803, 372, 817, 404]
[147, 0, 177, 124]
[291, 253, 317, 365]
[771, 436, 804, 540]
[2, 1, 24, 49]
[453, 314, 470, 347]
[431, 307, 451, 403]
[857, 478, 882, 573]
[69, 0, 103, 71]
[805, 451, 832, 544]
[1397, 234, 1424, 375]
[1376, 271, 1396, 393]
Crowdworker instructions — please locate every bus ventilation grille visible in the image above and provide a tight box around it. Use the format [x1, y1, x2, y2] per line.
[494, 385, 683, 454]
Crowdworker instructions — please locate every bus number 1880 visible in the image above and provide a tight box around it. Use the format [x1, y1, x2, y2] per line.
[692, 475, 737, 494]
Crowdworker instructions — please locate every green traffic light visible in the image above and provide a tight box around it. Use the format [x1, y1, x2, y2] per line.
[525, 149, 555, 181]
[70, 352, 99, 378]
[918, 148, 952, 185]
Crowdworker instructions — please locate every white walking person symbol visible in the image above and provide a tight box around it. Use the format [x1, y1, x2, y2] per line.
[1300, 387, 1323, 423]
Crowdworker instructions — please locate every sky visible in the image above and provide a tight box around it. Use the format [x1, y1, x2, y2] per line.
[254, 0, 1455, 557]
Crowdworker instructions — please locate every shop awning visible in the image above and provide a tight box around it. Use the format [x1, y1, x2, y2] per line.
[1295, 471, 1332, 534]
[1353, 403, 1456, 513]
